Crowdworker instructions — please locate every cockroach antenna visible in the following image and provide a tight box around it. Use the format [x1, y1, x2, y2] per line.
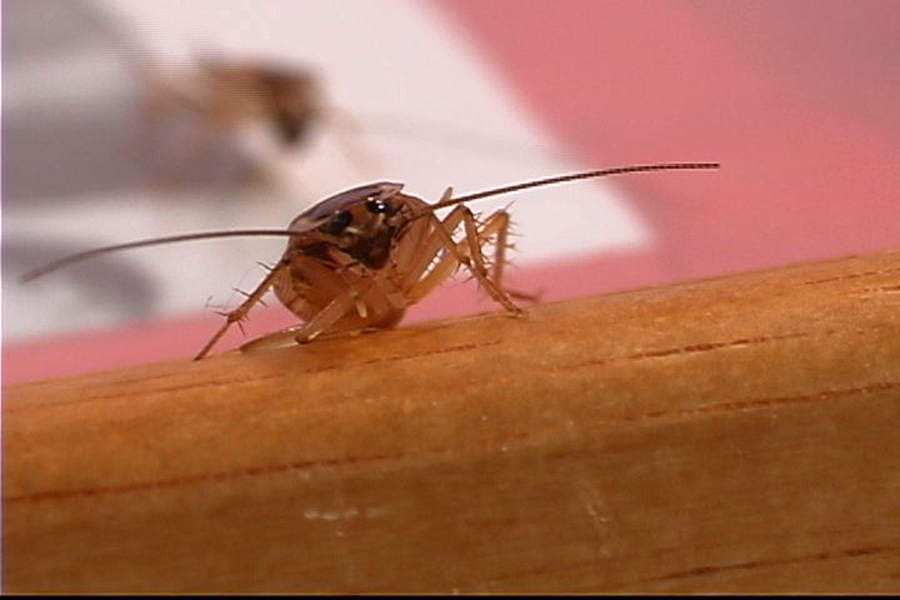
[18, 229, 316, 283]
[20, 163, 719, 283]
[423, 162, 721, 213]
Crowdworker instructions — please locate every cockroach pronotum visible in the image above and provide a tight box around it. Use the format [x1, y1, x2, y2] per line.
[22, 162, 719, 359]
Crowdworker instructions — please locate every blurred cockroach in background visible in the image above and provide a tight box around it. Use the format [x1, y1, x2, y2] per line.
[137, 55, 558, 194]
[22, 162, 720, 359]
[140, 56, 377, 186]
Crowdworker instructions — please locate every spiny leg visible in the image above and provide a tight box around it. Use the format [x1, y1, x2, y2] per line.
[400, 203, 530, 307]
[461, 208, 523, 314]
[194, 259, 288, 360]
[398, 190, 499, 303]
[424, 202, 521, 315]
[478, 210, 542, 303]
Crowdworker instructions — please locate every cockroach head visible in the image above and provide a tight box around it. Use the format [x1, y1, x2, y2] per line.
[288, 183, 404, 230]
[288, 182, 407, 269]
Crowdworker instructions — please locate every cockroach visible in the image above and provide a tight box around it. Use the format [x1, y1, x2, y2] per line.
[142, 57, 372, 174]
[22, 162, 719, 359]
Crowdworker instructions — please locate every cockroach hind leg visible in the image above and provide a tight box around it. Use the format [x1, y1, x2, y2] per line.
[460, 209, 522, 316]
[473, 208, 540, 307]
[419, 205, 521, 316]
[239, 325, 307, 354]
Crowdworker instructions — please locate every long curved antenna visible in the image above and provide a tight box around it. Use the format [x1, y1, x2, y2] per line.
[22, 163, 720, 282]
[20, 229, 305, 283]
[426, 162, 720, 212]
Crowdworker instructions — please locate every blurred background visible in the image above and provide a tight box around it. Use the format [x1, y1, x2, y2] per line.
[4, 0, 900, 383]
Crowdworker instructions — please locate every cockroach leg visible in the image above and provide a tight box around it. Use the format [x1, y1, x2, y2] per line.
[423, 205, 522, 315]
[400, 204, 526, 307]
[232, 286, 269, 307]
[331, 263, 373, 319]
[237, 324, 306, 354]
[239, 286, 364, 354]
[402, 206, 474, 303]
[194, 259, 290, 360]
[403, 239, 462, 304]
[293, 287, 368, 343]
[478, 210, 542, 303]
[485, 210, 511, 286]
[370, 273, 408, 311]
[401, 211, 462, 290]
[397, 188, 456, 291]
[459, 208, 522, 315]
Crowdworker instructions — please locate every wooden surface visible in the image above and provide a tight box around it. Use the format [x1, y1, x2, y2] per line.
[4, 249, 900, 593]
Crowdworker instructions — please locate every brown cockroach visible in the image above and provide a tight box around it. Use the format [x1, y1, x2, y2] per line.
[143, 56, 372, 174]
[22, 162, 719, 359]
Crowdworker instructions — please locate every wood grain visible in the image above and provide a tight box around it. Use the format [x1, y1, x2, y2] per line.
[4, 249, 900, 593]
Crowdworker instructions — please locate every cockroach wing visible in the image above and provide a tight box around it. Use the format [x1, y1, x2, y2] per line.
[287, 182, 405, 232]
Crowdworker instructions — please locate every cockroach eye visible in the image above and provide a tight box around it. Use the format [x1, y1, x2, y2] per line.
[326, 211, 353, 235]
[365, 198, 394, 215]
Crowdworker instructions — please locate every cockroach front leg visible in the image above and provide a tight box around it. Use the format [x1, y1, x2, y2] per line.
[194, 259, 289, 360]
